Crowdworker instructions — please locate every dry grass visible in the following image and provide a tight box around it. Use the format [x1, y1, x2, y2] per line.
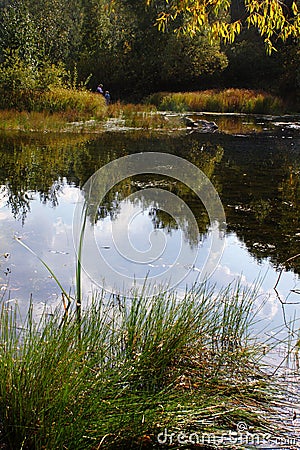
[0, 88, 287, 133]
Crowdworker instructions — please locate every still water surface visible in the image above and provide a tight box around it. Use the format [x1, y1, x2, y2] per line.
[1, 115, 300, 341]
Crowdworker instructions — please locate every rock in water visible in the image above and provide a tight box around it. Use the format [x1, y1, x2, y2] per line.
[182, 116, 218, 131]
[197, 119, 218, 130]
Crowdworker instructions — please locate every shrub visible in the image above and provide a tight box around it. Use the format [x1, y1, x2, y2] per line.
[0, 51, 68, 91]
[160, 94, 189, 112]
[0, 51, 104, 118]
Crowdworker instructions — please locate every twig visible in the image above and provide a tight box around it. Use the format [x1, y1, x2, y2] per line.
[59, 292, 72, 328]
[273, 253, 300, 290]
[96, 434, 112, 449]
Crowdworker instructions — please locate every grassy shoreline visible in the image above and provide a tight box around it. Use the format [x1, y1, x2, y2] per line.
[147, 89, 287, 114]
[0, 88, 296, 133]
[0, 281, 293, 449]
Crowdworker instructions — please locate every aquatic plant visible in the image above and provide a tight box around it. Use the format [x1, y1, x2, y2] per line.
[0, 279, 287, 449]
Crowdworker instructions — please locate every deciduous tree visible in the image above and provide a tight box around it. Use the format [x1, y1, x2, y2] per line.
[147, 0, 300, 53]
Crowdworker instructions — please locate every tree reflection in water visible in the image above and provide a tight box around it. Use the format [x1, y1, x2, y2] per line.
[0, 126, 300, 277]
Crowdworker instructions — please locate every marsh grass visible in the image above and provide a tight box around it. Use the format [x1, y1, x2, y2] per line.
[0, 88, 106, 132]
[0, 281, 281, 449]
[147, 89, 286, 114]
[0, 101, 170, 133]
[0, 89, 287, 133]
[0, 88, 106, 117]
[0, 110, 72, 132]
[107, 102, 170, 129]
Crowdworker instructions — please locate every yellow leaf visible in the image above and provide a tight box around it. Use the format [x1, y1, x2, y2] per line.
[292, 2, 298, 15]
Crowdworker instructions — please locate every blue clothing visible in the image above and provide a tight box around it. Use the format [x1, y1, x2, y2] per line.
[105, 92, 111, 105]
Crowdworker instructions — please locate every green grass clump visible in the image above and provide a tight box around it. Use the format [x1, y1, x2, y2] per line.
[0, 283, 278, 449]
[147, 89, 286, 114]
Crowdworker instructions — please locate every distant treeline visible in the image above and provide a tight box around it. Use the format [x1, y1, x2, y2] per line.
[0, 0, 299, 105]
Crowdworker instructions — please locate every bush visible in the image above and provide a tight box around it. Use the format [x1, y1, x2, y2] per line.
[159, 94, 189, 112]
[0, 51, 105, 118]
[0, 51, 68, 91]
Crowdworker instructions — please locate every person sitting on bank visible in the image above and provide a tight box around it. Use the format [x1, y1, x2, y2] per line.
[104, 91, 111, 105]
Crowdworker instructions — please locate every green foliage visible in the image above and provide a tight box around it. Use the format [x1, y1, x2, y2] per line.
[0, 50, 68, 91]
[157, 33, 228, 85]
[0, 0, 298, 107]
[223, 34, 282, 90]
[159, 94, 189, 112]
[0, 0, 84, 65]
[0, 0, 85, 99]
[0, 51, 37, 91]
[76, 0, 229, 96]
[0, 40, 105, 115]
[30, 0, 84, 64]
[0, 0, 39, 64]
[277, 39, 300, 104]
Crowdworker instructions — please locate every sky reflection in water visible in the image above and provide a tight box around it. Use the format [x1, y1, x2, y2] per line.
[1, 182, 300, 340]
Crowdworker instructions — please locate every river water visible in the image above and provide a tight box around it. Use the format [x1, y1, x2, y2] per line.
[1, 114, 300, 348]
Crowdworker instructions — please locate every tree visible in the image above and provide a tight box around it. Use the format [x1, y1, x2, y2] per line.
[29, 0, 84, 65]
[147, 0, 300, 53]
[0, 0, 39, 64]
[158, 33, 228, 86]
[277, 38, 300, 100]
[78, 0, 228, 96]
[0, 0, 84, 92]
[77, 0, 139, 92]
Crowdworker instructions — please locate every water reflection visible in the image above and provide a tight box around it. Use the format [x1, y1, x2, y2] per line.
[0, 123, 300, 333]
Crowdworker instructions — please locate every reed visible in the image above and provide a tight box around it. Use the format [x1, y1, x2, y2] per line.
[107, 102, 170, 129]
[0, 88, 286, 133]
[147, 89, 286, 114]
[0, 101, 169, 132]
[0, 280, 283, 449]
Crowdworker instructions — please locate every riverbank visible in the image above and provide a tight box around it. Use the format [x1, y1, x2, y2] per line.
[0, 103, 169, 133]
[0, 88, 295, 134]
[0, 282, 296, 449]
